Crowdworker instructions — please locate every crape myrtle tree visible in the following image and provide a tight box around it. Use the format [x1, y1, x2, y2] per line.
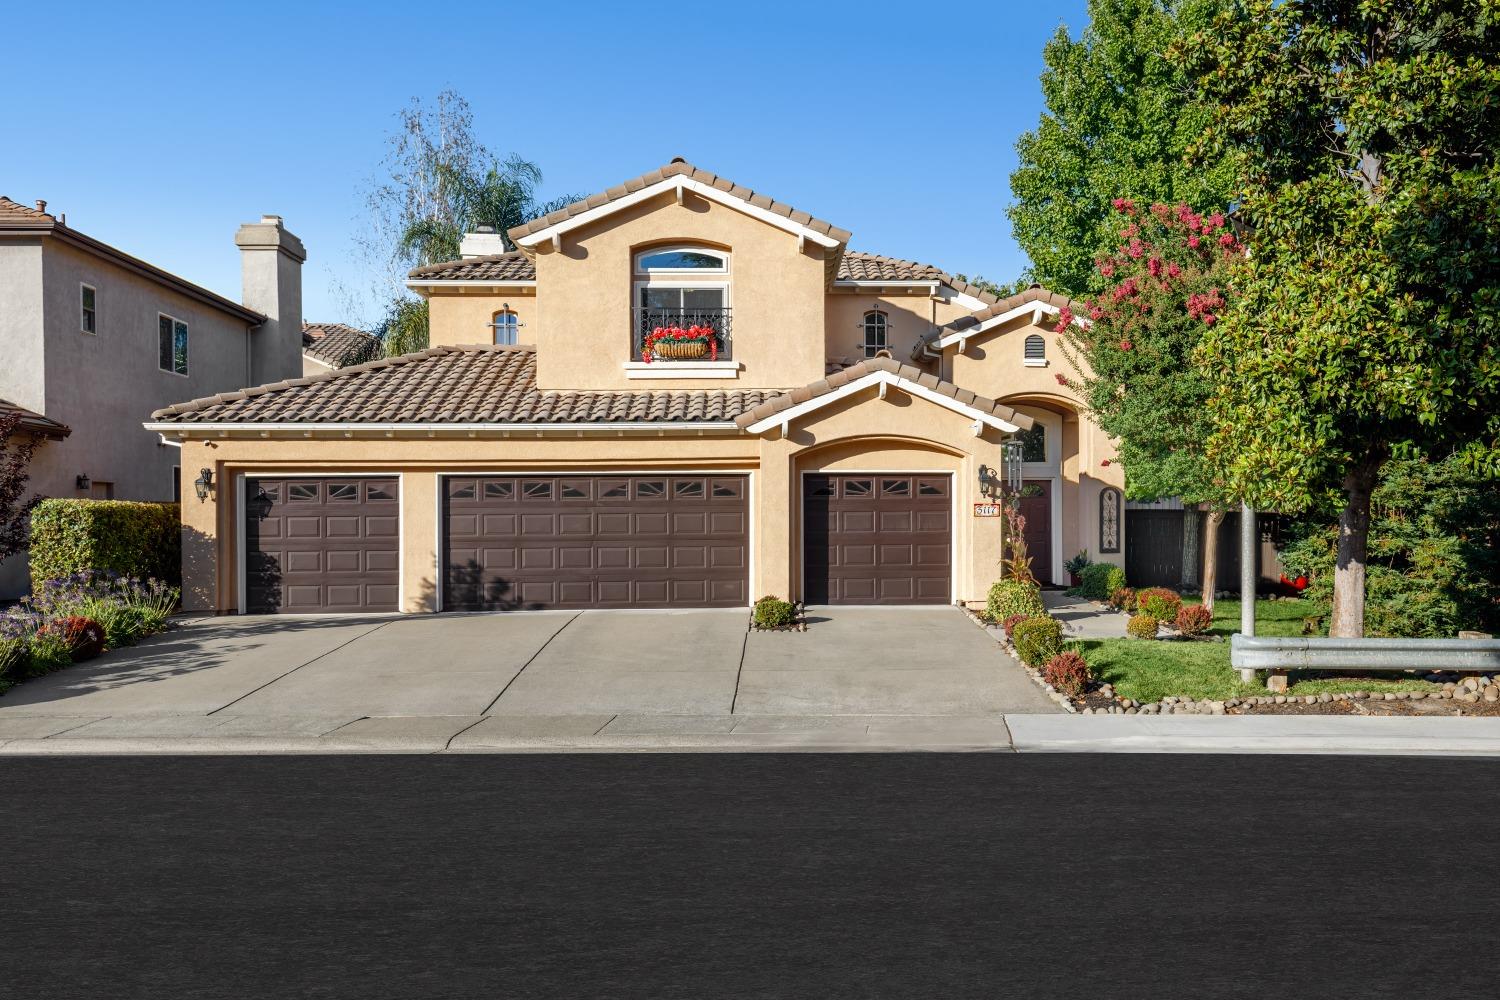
[1055, 200, 1244, 609]
[1182, 0, 1500, 636]
[1009, 0, 1239, 295]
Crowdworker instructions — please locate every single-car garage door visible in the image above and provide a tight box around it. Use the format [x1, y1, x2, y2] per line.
[442, 474, 749, 611]
[803, 473, 952, 605]
[244, 476, 400, 613]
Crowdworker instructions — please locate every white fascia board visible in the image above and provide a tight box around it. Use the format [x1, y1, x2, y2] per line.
[403, 279, 537, 289]
[515, 177, 843, 250]
[932, 301, 1088, 352]
[144, 420, 742, 437]
[301, 353, 338, 371]
[943, 287, 994, 310]
[742, 370, 1022, 436]
[832, 280, 941, 290]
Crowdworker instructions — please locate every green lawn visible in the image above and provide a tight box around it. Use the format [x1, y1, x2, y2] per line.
[1071, 597, 1439, 702]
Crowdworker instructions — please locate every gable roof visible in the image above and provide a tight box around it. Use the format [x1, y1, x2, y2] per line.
[147, 344, 780, 430]
[735, 356, 1032, 435]
[505, 158, 853, 253]
[407, 250, 536, 284]
[302, 323, 381, 368]
[913, 284, 1085, 357]
[0, 399, 71, 439]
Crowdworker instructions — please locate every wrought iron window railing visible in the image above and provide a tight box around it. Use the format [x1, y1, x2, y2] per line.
[633, 307, 732, 361]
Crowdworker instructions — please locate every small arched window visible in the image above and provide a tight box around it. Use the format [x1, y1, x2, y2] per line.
[490, 309, 519, 346]
[1023, 334, 1047, 366]
[862, 311, 888, 358]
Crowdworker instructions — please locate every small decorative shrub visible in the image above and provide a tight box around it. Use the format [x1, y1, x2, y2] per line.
[1104, 565, 1127, 596]
[25, 630, 73, 676]
[1127, 613, 1160, 639]
[752, 595, 797, 629]
[0, 637, 28, 679]
[1042, 651, 1092, 697]
[28, 500, 181, 589]
[1001, 613, 1029, 639]
[1064, 551, 1092, 578]
[1012, 615, 1063, 668]
[987, 580, 1045, 621]
[1138, 587, 1183, 621]
[1175, 604, 1213, 637]
[40, 616, 106, 661]
[1110, 587, 1137, 613]
[1078, 563, 1127, 601]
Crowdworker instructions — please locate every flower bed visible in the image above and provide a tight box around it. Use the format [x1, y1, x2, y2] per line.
[0, 571, 179, 690]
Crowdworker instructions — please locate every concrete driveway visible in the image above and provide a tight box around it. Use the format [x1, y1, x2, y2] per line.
[0, 606, 1056, 719]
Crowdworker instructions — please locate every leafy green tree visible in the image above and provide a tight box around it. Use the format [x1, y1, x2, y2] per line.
[0, 411, 45, 562]
[1185, 0, 1500, 636]
[1057, 199, 1244, 607]
[1008, 0, 1237, 295]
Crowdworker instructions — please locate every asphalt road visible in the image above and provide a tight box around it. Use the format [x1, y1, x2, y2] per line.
[4, 753, 1496, 999]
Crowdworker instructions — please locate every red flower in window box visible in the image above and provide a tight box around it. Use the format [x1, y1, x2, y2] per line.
[642, 325, 719, 363]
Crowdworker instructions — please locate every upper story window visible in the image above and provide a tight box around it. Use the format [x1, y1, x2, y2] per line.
[158, 313, 189, 376]
[862, 310, 888, 358]
[80, 284, 97, 334]
[490, 309, 519, 346]
[1023, 333, 1047, 367]
[633, 245, 732, 362]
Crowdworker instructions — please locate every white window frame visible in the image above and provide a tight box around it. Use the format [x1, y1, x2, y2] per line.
[862, 310, 888, 358]
[632, 245, 730, 276]
[490, 309, 520, 346]
[80, 283, 97, 335]
[158, 312, 189, 377]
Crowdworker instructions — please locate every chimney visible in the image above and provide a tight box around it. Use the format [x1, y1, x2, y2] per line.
[235, 214, 305, 385]
[459, 225, 507, 259]
[35, 200, 46, 214]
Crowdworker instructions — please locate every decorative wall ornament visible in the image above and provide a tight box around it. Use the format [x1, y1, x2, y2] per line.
[1100, 487, 1121, 553]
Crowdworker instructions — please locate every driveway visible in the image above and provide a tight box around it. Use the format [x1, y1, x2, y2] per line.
[0, 606, 1057, 719]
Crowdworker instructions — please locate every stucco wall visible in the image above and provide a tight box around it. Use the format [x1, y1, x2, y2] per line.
[531, 190, 828, 392]
[0, 240, 46, 412]
[427, 289, 538, 349]
[823, 289, 975, 366]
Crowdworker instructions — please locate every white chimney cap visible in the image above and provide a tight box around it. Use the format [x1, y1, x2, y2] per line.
[459, 228, 507, 259]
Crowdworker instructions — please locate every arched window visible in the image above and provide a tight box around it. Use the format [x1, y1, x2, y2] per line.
[634, 245, 731, 360]
[1023, 334, 1047, 366]
[862, 311, 888, 358]
[490, 309, 519, 346]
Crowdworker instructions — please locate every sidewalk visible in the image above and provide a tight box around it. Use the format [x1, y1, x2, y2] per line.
[3, 712, 1499, 755]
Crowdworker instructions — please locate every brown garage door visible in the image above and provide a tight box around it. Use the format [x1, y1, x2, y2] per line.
[442, 474, 749, 610]
[803, 473, 952, 605]
[244, 476, 400, 613]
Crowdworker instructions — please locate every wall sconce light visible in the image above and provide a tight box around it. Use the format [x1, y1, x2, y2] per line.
[76, 474, 91, 491]
[977, 464, 1001, 500]
[193, 468, 214, 502]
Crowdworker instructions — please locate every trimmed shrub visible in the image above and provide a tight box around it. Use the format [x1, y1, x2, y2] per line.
[1126, 613, 1160, 639]
[987, 579, 1044, 621]
[40, 615, 106, 661]
[753, 595, 797, 629]
[0, 637, 27, 679]
[1138, 587, 1183, 621]
[1001, 613, 1029, 639]
[29, 500, 181, 588]
[1175, 604, 1213, 637]
[1012, 615, 1063, 668]
[1078, 563, 1127, 601]
[1111, 587, 1137, 613]
[1042, 651, 1092, 697]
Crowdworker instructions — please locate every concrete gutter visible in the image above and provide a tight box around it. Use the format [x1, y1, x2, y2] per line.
[3, 713, 1500, 756]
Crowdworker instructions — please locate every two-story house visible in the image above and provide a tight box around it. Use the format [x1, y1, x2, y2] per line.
[0, 196, 304, 597]
[147, 159, 1124, 615]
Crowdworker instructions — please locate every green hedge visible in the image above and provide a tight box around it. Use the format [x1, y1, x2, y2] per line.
[1078, 563, 1127, 601]
[29, 500, 181, 587]
[987, 580, 1045, 621]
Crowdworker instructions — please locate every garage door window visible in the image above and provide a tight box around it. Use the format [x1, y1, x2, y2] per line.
[484, 481, 513, 500]
[712, 479, 742, 499]
[328, 483, 358, 501]
[289, 483, 318, 501]
[675, 479, 704, 498]
[636, 481, 665, 498]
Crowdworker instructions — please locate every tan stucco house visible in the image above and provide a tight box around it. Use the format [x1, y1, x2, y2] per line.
[0, 196, 305, 597]
[146, 159, 1124, 615]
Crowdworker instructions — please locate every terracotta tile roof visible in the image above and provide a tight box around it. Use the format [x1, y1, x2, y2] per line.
[733, 357, 1033, 432]
[302, 323, 381, 368]
[913, 284, 1084, 355]
[0, 399, 71, 438]
[836, 251, 946, 282]
[506, 158, 854, 247]
[0, 196, 56, 226]
[151, 345, 781, 426]
[407, 251, 536, 283]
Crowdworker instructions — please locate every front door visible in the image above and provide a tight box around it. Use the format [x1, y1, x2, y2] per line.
[1015, 480, 1053, 585]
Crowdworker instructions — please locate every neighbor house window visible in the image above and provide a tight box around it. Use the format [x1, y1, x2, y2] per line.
[862, 311, 888, 358]
[633, 245, 731, 359]
[490, 309, 519, 345]
[80, 284, 97, 334]
[1023, 333, 1047, 366]
[158, 313, 189, 375]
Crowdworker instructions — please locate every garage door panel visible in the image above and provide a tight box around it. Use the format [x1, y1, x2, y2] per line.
[804, 473, 951, 606]
[443, 474, 748, 610]
[245, 477, 400, 614]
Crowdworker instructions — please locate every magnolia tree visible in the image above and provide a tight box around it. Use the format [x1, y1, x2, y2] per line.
[1056, 199, 1242, 608]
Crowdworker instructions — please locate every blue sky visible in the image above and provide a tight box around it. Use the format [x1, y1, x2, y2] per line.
[4, 0, 1088, 327]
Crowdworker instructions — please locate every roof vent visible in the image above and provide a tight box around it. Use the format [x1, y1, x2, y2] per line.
[35, 200, 47, 214]
[670, 156, 686, 164]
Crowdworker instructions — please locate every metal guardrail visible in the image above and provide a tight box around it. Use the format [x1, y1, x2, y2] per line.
[1231, 634, 1500, 691]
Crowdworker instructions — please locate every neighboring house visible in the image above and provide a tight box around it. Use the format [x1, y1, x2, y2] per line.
[0, 196, 304, 597]
[147, 159, 1125, 615]
[302, 322, 380, 375]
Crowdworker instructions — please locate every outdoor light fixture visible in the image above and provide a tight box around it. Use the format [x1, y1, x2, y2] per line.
[193, 467, 214, 502]
[977, 464, 1001, 500]
[75, 474, 91, 491]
